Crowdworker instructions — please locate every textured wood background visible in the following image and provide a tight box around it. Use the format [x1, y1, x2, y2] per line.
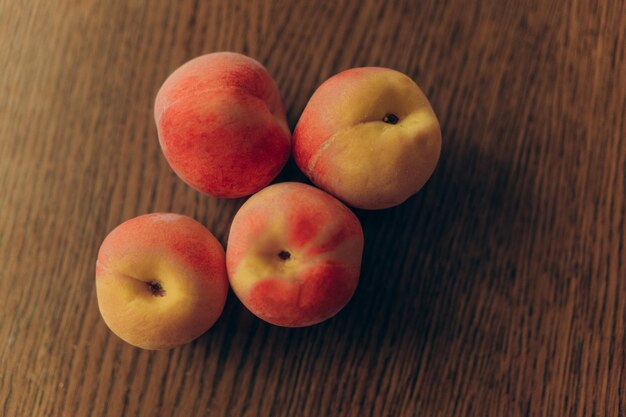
[1, 0, 625, 416]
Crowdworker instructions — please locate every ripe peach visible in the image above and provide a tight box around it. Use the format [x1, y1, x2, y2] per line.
[294, 67, 442, 209]
[95, 213, 228, 350]
[226, 182, 364, 327]
[154, 52, 291, 198]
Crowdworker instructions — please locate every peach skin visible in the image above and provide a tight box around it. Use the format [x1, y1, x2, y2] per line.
[155, 52, 291, 198]
[95, 213, 228, 350]
[294, 67, 442, 209]
[226, 182, 364, 327]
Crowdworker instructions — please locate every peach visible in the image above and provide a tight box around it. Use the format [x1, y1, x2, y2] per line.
[95, 213, 228, 350]
[226, 182, 364, 327]
[154, 52, 291, 198]
[294, 67, 442, 209]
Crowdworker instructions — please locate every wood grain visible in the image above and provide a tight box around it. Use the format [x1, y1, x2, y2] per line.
[1, 0, 625, 415]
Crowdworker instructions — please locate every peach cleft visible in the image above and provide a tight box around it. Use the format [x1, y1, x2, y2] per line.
[155, 52, 291, 198]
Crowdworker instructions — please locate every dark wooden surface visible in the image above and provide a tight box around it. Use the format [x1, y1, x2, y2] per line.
[1, 0, 625, 416]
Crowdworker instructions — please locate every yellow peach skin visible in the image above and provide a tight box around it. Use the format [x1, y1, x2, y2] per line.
[294, 67, 442, 209]
[95, 213, 228, 350]
[227, 182, 364, 327]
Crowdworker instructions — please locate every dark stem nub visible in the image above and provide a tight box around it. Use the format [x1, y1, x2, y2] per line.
[147, 280, 166, 297]
[277, 250, 291, 261]
[383, 113, 399, 124]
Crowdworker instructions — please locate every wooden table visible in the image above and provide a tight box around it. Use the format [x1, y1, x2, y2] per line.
[2, 1, 625, 415]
